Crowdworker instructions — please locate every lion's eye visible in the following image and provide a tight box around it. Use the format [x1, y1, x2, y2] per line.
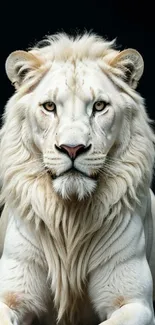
[93, 101, 107, 112]
[42, 101, 56, 112]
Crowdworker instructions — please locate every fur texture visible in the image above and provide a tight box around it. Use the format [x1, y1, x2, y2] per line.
[0, 33, 155, 325]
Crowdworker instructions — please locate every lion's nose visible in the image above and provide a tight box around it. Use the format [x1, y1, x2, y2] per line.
[60, 144, 85, 159]
[55, 144, 91, 159]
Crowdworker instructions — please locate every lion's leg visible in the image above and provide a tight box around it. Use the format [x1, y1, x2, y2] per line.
[89, 262, 155, 325]
[0, 260, 38, 325]
[89, 258, 155, 325]
[99, 303, 154, 325]
[88, 213, 155, 325]
[0, 216, 50, 325]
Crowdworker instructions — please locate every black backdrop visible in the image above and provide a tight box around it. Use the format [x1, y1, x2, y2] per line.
[1, 0, 155, 189]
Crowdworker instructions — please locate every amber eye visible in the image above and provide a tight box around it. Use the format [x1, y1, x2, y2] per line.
[93, 101, 107, 112]
[42, 101, 56, 112]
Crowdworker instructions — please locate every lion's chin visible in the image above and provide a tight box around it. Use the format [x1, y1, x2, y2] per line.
[52, 173, 97, 200]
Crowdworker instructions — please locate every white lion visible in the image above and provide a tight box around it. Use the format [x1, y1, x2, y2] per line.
[0, 33, 155, 325]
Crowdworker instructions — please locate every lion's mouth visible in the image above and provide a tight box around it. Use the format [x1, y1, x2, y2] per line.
[48, 167, 98, 181]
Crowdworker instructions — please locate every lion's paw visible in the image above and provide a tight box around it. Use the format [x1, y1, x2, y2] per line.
[0, 302, 18, 325]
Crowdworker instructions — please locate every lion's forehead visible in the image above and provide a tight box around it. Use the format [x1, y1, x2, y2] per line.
[34, 60, 118, 104]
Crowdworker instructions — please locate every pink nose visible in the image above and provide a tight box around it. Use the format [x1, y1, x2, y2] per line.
[60, 144, 85, 159]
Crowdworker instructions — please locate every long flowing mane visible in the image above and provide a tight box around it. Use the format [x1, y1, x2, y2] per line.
[0, 33, 155, 322]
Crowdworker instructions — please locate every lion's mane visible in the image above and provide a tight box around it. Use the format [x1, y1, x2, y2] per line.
[0, 33, 155, 322]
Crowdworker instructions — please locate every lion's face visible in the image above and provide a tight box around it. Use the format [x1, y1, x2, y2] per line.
[4, 34, 145, 200]
[26, 60, 124, 199]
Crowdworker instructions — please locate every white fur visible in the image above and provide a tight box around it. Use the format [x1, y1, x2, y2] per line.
[0, 33, 155, 325]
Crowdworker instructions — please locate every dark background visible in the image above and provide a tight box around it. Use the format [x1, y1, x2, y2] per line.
[1, 0, 155, 190]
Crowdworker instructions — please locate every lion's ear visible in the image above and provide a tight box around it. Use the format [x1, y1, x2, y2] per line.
[110, 49, 144, 89]
[5, 50, 42, 89]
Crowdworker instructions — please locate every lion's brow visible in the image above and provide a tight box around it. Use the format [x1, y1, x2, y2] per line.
[44, 87, 59, 102]
[90, 87, 96, 101]
[53, 87, 59, 102]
